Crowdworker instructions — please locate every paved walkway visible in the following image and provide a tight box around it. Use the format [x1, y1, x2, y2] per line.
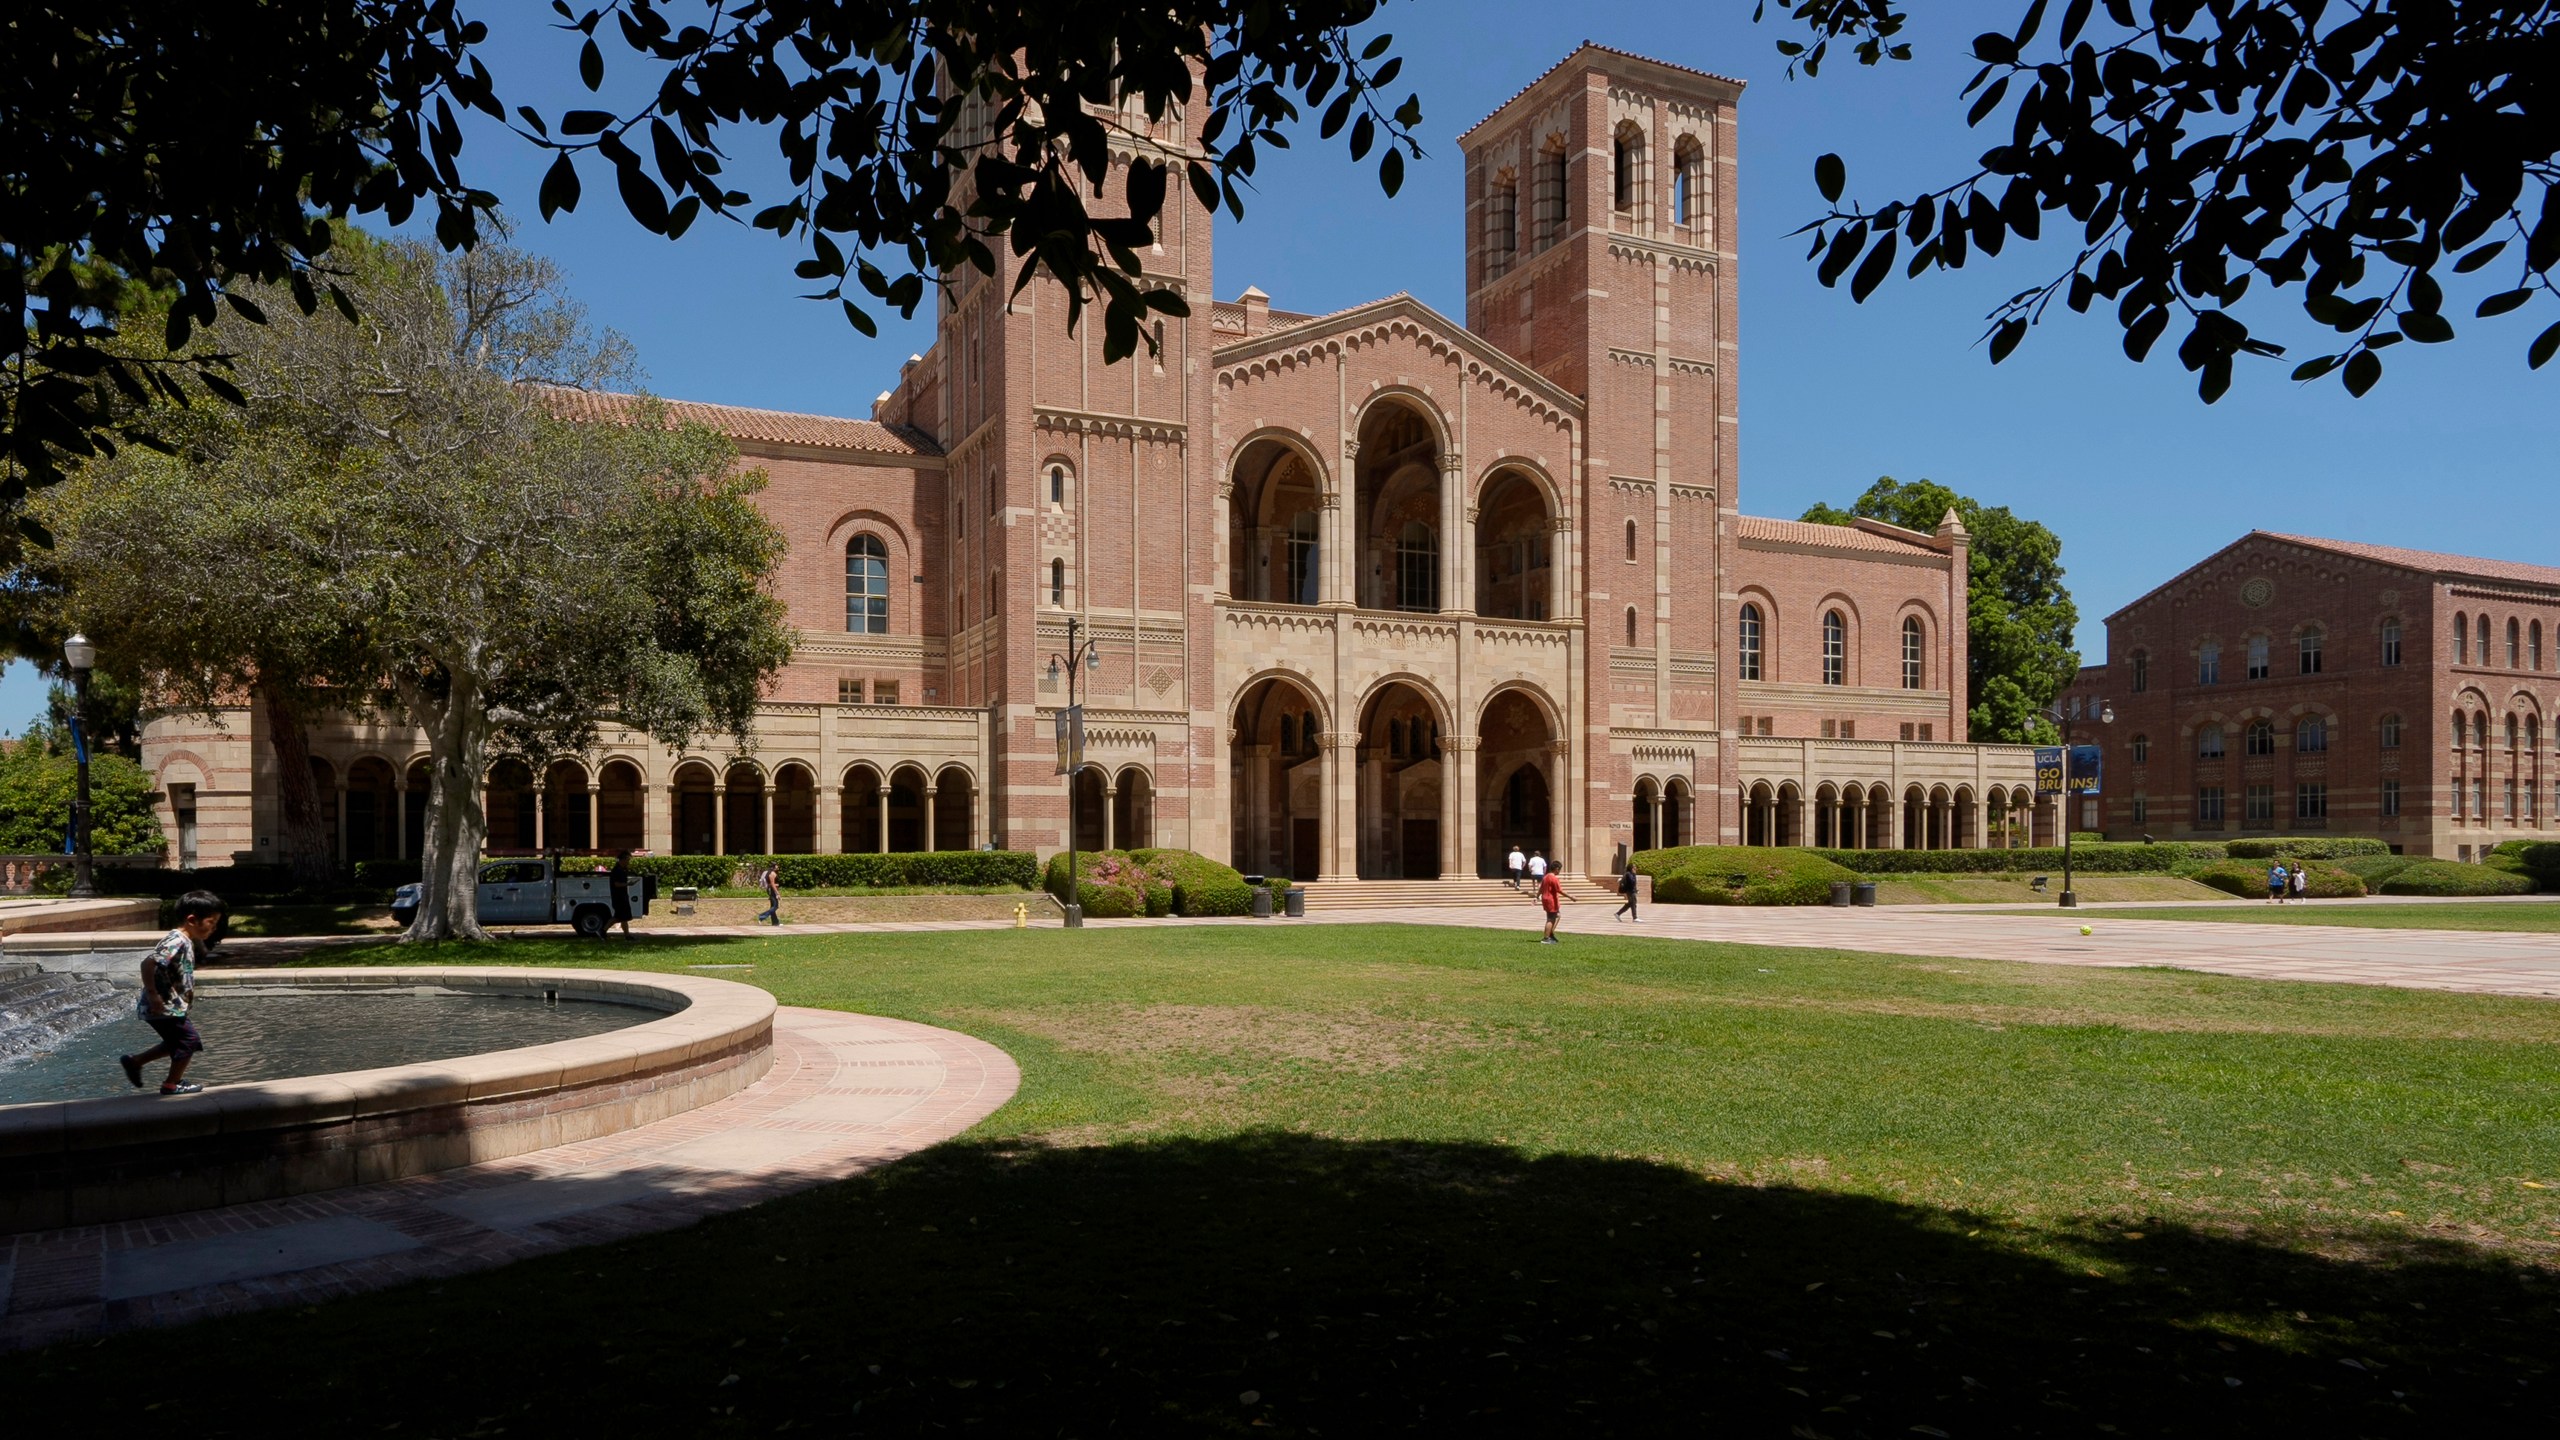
[0, 1008, 1017, 1352]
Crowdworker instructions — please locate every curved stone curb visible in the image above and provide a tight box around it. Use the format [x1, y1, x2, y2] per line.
[0, 1007, 1018, 1352]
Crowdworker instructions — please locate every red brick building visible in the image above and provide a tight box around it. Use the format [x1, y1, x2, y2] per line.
[2065, 532, 2560, 859]
[143, 44, 2042, 878]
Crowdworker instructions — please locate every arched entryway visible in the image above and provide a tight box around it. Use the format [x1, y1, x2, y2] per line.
[887, 765, 929, 852]
[1662, 778, 1690, 848]
[721, 762, 766, 854]
[1477, 688, 1557, 877]
[541, 760, 592, 852]
[344, 757, 398, 863]
[484, 758, 535, 852]
[772, 763, 818, 854]
[840, 763, 884, 853]
[672, 761, 719, 855]
[1632, 777, 1659, 853]
[1475, 467, 1555, 621]
[1228, 437, 1326, 604]
[1070, 764, 1108, 854]
[1231, 676, 1326, 880]
[1355, 399, 1445, 613]
[1357, 681, 1444, 879]
[1112, 767, 1155, 851]
[596, 760, 646, 853]
[933, 766, 975, 851]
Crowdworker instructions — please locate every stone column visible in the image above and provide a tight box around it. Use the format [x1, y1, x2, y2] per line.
[1651, 793, 1666, 852]
[335, 782, 350, 866]
[1323, 732, 1355, 880]
[923, 785, 938, 852]
[1548, 737, 1575, 874]
[1549, 515, 1577, 621]
[1449, 736, 1479, 877]
[1440, 454, 1464, 613]
[711, 784, 727, 855]
[662, 783, 681, 854]
[760, 786, 776, 855]
[819, 785, 840, 854]
[1102, 782, 1117, 850]
[531, 784, 547, 851]
[1321, 449, 1354, 607]
[877, 785, 892, 853]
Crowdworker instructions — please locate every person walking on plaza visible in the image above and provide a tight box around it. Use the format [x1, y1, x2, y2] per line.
[1538, 866, 1574, 943]
[118, 890, 224, 1095]
[755, 861, 783, 926]
[1614, 866, 1640, 922]
[1527, 850, 1549, 886]
[1506, 845, 1527, 890]
[2291, 862, 2309, 902]
[609, 850, 636, 936]
[2267, 861, 2289, 904]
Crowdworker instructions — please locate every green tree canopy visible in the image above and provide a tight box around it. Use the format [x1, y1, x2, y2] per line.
[41, 233, 792, 938]
[1766, 1, 2560, 399]
[0, 723, 163, 857]
[1801, 477, 2079, 743]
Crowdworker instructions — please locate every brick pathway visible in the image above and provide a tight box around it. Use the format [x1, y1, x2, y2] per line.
[0, 1009, 1017, 1352]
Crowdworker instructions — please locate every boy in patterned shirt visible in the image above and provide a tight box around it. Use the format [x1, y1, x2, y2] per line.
[119, 890, 225, 1095]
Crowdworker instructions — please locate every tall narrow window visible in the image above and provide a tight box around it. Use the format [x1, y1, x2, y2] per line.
[2380, 618, 2402, 667]
[1902, 617, 1924, 689]
[2245, 719, 2275, 756]
[2381, 780, 2401, 817]
[2197, 643, 2220, 685]
[1737, 603, 1764, 681]
[2296, 717, 2328, 753]
[2453, 711, 2468, 749]
[2131, 734, 2151, 764]
[1286, 512, 1320, 605]
[2130, 649, 2150, 693]
[1049, 465, 1066, 505]
[1624, 519, 1639, 563]
[1486, 173, 1519, 279]
[2510, 618, 2524, 667]
[2246, 635, 2270, 679]
[2198, 724, 2226, 759]
[1625, 607, 1639, 647]
[2379, 714, 2402, 749]
[1535, 140, 1568, 249]
[1049, 558, 1065, 607]
[2455, 612, 2470, 663]
[844, 534, 890, 634]
[2534, 620, 2546, 670]
[2478, 614, 2493, 663]
[1612, 123, 1638, 213]
[1822, 610, 1846, 687]
[1673, 136, 1706, 230]
[1395, 522, 1438, 612]
[2298, 627, 2324, 675]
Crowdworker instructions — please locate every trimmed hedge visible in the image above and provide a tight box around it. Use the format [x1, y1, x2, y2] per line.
[1129, 848, 1257, 917]
[1043, 850, 1164, 918]
[2189, 860, 2367, 899]
[2376, 859, 2536, 897]
[1635, 845, 1857, 905]
[2334, 855, 2417, 885]
[2223, 836, 2392, 860]
[2512, 843, 2560, 881]
[1807, 843, 2212, 875]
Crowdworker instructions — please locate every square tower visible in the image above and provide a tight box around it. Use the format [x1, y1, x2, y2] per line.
[1460, 44, 1745, 837]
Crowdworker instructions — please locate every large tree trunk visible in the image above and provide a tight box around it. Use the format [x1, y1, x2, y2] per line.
[259, 681, 336, 890]
[400, 671, 493, 942]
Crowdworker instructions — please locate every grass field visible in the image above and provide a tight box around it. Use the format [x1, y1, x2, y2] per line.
[2065, 900, 2560, 932]
[8, 923, 2556, 1434]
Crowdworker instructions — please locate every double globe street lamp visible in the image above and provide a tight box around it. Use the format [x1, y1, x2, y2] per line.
[1045, 616, 1102, 928]
[2038, 697, 2114, 907]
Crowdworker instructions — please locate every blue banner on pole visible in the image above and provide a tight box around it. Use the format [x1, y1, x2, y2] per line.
[69, 715, 87, 766]
[2033, 746, 2065, 797]
[2067, 745, 2104, 796]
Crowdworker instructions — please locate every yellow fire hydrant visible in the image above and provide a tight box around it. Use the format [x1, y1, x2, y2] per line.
[1013, 901, 1028, 929]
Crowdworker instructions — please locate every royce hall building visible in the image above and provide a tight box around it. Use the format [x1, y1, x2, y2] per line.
[143, 45, 2052, 880]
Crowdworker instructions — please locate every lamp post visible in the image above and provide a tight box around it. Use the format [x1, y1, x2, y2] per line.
[64, 633, 98, 899]
[2040, 697, 2114, 907]
[1046, 615, 1102, 928]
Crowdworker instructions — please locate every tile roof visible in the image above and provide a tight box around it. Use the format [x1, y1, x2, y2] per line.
[536, 386, 941, 458]
[2258, 532, 2560, 590]
[1458, 42, 1747, 143]
[1736, 514, 1942, 555]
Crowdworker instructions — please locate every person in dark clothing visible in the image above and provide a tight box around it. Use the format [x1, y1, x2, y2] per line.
[120, 889, 224, 1094]
[609, 850, 635, 936]
[1614, 867, 1640, 922]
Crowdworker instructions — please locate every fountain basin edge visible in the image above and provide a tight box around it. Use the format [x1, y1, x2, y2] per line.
[0, 966, 775, 1232]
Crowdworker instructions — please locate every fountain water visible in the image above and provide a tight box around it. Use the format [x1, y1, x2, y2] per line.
[0, 959, 130, 1069]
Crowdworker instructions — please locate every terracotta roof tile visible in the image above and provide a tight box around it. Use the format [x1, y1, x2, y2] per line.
[536, 386, 940, 458]
[2258, 532, 2560, 590]
[1736, 515, 1940, 555]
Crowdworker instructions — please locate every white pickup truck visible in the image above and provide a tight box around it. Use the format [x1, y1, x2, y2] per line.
[389, 858, 651, 937]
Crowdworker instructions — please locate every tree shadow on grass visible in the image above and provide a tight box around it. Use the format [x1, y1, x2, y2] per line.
[12, 1133, 2555, 1435]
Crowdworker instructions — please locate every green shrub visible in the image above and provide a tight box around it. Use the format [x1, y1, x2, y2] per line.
[621, 851, 1039, 891]
[1042, 850, 1164, 918]
[2334, 855, 2417, 885]
[1637, 845, 1856, 905]
[2488, 840, 2536, 860]
[2188, 860, 2367, 899]
[2376, 859, 2535, 897]
[2224, 836, 2392, 860]
[2519, 843, 2560, 882]
[618, 855, 741, 890]
[1129, 848, 1257, 917]
[1806, 844, 2202, 875]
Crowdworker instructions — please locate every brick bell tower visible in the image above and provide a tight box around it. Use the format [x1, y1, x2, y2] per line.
[1459, 44, 1747, 848]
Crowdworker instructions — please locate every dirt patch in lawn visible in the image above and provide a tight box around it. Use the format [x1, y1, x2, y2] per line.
[999, 1003, 1497, 1075]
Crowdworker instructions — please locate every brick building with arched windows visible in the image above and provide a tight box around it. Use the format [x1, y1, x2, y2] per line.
[141, 44, 2050, 881]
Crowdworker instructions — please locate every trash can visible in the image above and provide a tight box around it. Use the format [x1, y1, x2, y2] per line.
[1284, 887, 1306, 918]
[1251, 886, 1274, 918]
[1852, 882, 1878, 907]
[1829, 881, 1853, 907]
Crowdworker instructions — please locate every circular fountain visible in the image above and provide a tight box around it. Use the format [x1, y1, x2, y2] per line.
[0, 967, 775, 1231]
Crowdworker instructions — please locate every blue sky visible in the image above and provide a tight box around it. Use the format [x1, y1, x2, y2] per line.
[10, 2, 2552, 730]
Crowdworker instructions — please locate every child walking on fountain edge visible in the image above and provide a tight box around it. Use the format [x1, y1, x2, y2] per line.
[119, 889, 225, 1095]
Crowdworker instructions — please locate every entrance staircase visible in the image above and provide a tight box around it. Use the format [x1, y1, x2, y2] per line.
[1298, 876, 1619, 912]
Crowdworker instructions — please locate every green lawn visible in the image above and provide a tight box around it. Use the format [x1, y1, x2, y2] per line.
[2065, 899, 2560, 931]
[8, 923, 2557, 1434]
